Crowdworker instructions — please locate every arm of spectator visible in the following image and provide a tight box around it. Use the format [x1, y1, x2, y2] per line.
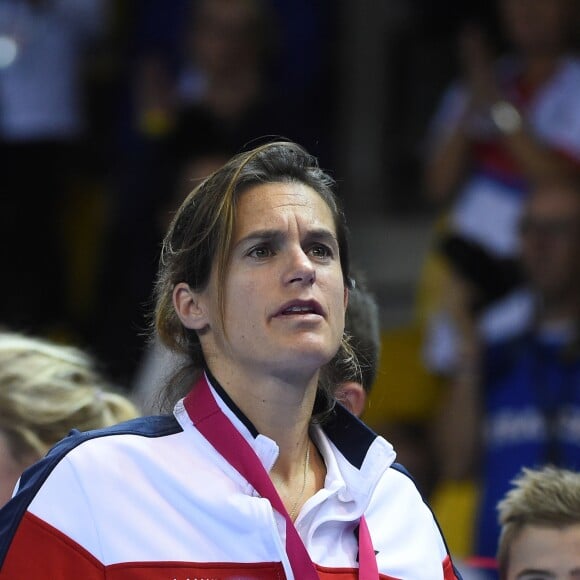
[460, 24, 580, 184]
[433, 273, 483, 481]
[423, 25, 493, 205]
[424, 118, 472, 204]
[497, 124, 580, 183]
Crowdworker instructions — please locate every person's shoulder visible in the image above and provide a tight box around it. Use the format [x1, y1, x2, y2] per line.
[69, 414, 182, 441]
[368, 460, 432, 517]
[0, 415, 183, 567]
[44, 414, 183, 459]
[56, 413, 182, 462]
[370, 463, 459, 574]
[4, 415, 182, 520]
[381, 462, 426, 498]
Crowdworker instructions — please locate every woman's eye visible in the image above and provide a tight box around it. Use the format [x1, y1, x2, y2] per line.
[248, 245, 273, 259]
[309, 244, 332, 259]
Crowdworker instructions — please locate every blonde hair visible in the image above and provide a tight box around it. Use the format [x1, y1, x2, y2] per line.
[0, 332, 139, 462]
[497, 466, 580, 578]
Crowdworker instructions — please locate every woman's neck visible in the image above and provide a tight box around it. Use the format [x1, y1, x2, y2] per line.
[206, 362, 319, 469]
[204, 363, 327, 519]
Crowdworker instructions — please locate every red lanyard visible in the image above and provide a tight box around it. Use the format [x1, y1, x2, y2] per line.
[183, 374, 379, 579]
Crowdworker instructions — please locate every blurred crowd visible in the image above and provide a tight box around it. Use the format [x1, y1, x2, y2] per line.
[1, 0, 580, 574]
[0, 0, 338, 381]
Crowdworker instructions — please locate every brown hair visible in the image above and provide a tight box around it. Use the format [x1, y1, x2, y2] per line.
[154, 140, 356, 413]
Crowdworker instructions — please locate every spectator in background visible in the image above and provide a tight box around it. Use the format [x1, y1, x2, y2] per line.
[329, 275, 442, 502]
[133, 0, 332, 158]
[426, 0, 580, 256]
[0, 331, 139, 505]
[435, 179, 580, 559]
[174, 0, 279, 142]
[422, 0, 580, 376]
[332, 273, 381, 417]
[132, 0, 290, 154]
[496, 466, 580, 580]
[0, 0, 107, 335]
[99, 0, 321, 384]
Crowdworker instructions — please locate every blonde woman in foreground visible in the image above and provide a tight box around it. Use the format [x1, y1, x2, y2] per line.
[0, 332, 139, 504]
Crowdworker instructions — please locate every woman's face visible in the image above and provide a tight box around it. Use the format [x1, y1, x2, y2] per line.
[500, 0, 575, 55]
[194, 181, 347, 382]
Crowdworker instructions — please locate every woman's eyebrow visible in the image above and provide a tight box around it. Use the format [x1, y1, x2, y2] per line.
[303, 228, 339, 246]
[235, 228, 338, 247]
[234, 229, 281, 248]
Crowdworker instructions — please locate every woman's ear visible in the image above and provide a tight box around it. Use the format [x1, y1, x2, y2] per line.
[335, 381, 367, 418]
[172, 282, 209, 330]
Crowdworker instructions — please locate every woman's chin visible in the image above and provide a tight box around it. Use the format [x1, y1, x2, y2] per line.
[274, 345, 339, 377]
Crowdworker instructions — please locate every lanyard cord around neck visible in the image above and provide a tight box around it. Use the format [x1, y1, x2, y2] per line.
[183, 374, 378, 580]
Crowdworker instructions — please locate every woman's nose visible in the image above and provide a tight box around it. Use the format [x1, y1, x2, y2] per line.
[285, 247, 316, 285]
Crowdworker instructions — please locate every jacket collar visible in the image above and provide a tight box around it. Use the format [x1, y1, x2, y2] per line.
[173, 372, 396, 507]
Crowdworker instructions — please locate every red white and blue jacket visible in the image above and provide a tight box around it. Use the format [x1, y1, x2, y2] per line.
[0, 377, 460, 579]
